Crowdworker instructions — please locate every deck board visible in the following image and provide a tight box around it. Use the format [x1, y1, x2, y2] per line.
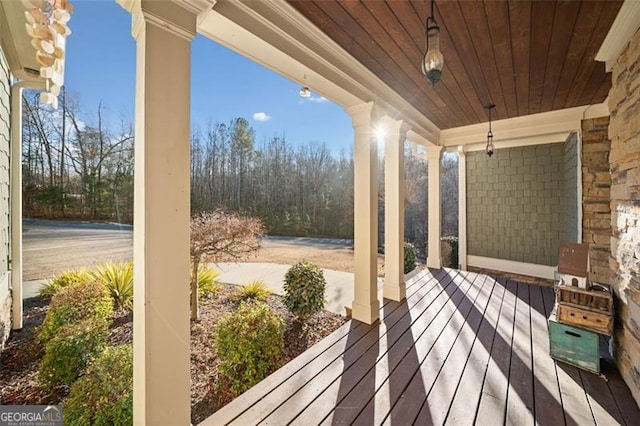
[504, 281, 535, 425]
[202, 269, 640, 426]
[443, 274, 506, 425]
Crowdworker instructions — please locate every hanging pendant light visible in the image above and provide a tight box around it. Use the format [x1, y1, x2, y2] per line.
[299, 86, 311, 98]
[422, 0, 444, 86]
[299, 73, 312, 98]
[485, 104, 496, 157]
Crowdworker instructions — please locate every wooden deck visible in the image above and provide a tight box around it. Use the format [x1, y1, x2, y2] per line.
[203, 269, 640, 425]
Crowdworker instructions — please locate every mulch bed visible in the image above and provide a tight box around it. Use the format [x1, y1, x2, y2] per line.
[0, 284, 347, 424]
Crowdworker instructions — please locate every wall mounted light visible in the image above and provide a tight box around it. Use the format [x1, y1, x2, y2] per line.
[485, 103, 496, 157]
[422, 0, 444, 86]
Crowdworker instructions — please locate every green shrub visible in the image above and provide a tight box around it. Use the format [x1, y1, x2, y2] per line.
[283, 261, 326, 320]
[64, 345, 133, 426]
[39, 319, 108, 390]
[38, 280, 113, 344]
[40, 268, 92, 298]
[195, 265, 221, 298]
[92, 262, 134, 309]
[442, 236, 459, 268]
[404, 242, 417, 274]
[216, 302, 284, 394]
[234, 280, 271, 302]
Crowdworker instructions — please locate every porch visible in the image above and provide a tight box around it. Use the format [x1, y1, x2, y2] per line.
[206, 269, 640, 425]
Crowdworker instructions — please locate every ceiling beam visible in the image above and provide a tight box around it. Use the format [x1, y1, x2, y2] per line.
[440, 102, 609, 150]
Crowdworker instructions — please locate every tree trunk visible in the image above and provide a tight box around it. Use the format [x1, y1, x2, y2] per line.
[190, 259, 199, 320]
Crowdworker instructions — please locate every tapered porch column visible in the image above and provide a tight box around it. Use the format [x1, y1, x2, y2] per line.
[427, 145, 443, 269]
[383, 118, 407, 301]
[347, 102, 379, 324]
[126, 1, 196, 423]
[458, 146, 467, 270]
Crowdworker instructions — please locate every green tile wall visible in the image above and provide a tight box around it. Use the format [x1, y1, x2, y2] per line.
[467, 144, 565, 265]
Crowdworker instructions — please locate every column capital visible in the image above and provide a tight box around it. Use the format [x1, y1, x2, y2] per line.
[346, 102, 382, 132]
[120, 0, 207, 41]
[380, 116, 410, 138]
[426, 144, 443, 160]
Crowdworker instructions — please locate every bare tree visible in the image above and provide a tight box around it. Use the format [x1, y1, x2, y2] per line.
[189, 210, 264, 319]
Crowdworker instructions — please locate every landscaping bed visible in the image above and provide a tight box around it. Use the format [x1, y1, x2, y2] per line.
[0, 283, 347, 424]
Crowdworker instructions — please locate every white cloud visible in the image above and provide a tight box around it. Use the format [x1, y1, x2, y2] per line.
[308, 95, 328, 103]
[252, 112, 271, 122]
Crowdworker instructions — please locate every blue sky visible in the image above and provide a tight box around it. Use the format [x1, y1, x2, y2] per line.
[64, 1, 354, 154]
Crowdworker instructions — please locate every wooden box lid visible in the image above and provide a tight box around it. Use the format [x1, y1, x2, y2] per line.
[558, 242, 589, 277]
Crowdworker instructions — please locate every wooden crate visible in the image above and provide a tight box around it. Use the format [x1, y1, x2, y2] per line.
[557, 303, 613, 335]
[549, 309, 600, 374]
[556, 284, 613, 313]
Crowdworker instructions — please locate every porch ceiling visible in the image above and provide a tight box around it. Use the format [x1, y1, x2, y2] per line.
[287, 0, 623, 130]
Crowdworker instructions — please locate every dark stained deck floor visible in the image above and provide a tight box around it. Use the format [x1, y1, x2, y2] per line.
[202, 269, 640, 425]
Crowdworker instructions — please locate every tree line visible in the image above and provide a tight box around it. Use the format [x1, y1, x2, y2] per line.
[22, 94, 458, 250]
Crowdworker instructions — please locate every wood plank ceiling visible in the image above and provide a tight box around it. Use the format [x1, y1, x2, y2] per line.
[287, 0, 623, 130]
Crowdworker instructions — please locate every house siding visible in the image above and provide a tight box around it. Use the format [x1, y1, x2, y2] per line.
[608, 27, 640, 405]
[0, 45, 11, 349]
[466, 144, 565, 266]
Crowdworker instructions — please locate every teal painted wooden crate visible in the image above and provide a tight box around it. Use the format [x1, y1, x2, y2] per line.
[548, 309, 600, 374]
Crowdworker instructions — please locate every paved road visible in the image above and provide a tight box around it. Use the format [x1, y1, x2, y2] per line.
[23, 219, 134, 280]
[22, 219, 352, 281]
[22, 220, 363, 314]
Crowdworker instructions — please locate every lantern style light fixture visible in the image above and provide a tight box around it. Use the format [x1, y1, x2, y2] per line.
[299, 86, 311, 98]
[422, 0, 444, 86]
[299, 73, 312, 98]
[485, 103, 496, 157]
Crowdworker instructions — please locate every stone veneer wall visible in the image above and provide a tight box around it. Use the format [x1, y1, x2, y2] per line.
[0, 47, 11, 349]
[564, 133, 579, 243]
[608, 28, 640, 405]
[467, 144, 564, 266]
[581, 117, 612, 285]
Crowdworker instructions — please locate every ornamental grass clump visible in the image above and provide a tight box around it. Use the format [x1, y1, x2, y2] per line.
[193, 265, 222, 298]
[39, 268, 92, 298]
[92, 261, 134, 309]
[38, 318, 109, 390]
[283, 261, 326, 321]
[38, 280, 113, 344]
[233, 280, 271, 302]
[64, 345, 133, 426]
[216, 302, 284, 394]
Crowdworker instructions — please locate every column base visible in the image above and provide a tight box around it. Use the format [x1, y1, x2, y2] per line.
[383, 282, 406, 301]
[351, 300, 380, 324]
[427, 256, 443, 269]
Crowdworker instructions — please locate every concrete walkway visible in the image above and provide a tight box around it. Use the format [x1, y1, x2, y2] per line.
[23, 262, 385, 317]
[212, 262, 384, 316]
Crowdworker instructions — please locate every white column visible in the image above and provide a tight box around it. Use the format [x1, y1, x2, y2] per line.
[383, 118, 407, 301]
[347, 102, 379, 324]
[427, 145, 443, 269]
[10, 86, 24, 330]
[458, 146, 467, 270]
[127, 2, 196, 424]
[10, 81, 46, 329]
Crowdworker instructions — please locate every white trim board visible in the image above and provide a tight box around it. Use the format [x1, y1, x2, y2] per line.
[595, 0, 640, 72]
[467, 255, 556, 280]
